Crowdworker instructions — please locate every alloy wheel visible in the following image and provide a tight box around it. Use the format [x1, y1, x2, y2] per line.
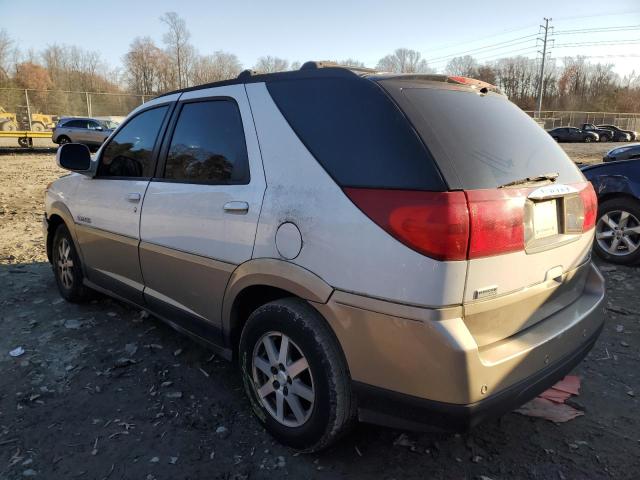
[252, 331, 315, 427]
[57, 237, 74, 288]
[596, 209, 640, 257]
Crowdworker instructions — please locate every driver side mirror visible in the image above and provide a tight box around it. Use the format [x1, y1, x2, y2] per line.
[56, 143, 92, 173]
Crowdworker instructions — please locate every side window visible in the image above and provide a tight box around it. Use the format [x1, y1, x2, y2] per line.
[98, 106, 168, 179]
[65, 120, 85, 129]
[87, 121, 101, 130]
[164, 100, 249, 184]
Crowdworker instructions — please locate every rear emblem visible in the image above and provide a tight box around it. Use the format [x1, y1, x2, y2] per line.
[474, 286, 498, 300]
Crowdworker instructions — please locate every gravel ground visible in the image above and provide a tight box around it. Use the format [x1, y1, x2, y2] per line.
[0, 146, 638, 479]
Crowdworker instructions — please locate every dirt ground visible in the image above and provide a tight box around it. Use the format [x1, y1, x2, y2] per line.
[0, 144, 638, 480]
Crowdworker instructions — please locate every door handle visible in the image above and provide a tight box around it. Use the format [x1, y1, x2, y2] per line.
[223, 201, 249, 214]
[127, 193, 141, 203]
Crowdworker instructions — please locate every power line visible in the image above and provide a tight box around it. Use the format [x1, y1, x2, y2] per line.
[554, 39, 640, 47]
[425, 35, 537, 63]
[426, 36, 538, 64]
[554, 25, 640, 35]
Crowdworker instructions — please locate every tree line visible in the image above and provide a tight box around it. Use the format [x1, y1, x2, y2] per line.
[0, 12, 638, 115]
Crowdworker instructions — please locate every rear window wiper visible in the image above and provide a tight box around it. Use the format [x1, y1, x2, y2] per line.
[498, 172, 559, 188]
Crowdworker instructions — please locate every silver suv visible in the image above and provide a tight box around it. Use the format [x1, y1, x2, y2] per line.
[44, 63, 605, 452]
[52, 117, 117, 148]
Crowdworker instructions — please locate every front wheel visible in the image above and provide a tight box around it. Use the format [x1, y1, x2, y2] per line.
[52, 224, 90, 302]
[239, 298, 355, 452]
[594, 198, 640, 265]
[600, 134, 610, 142]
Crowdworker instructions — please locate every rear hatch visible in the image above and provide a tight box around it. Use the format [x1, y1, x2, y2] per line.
[377, 77, 597, 345]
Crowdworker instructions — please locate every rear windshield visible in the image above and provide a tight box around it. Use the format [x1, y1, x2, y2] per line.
[267, 77, 446, 190]
[394, 87, 584, 189]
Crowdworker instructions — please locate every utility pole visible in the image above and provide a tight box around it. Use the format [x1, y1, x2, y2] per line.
[536, 17, 552, 118]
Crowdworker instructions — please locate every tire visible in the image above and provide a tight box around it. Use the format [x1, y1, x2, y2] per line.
[593, 197, 640, 265]
[31, 122, 45, 132]
[1, 121, 17, 131]
[51, 224, 90, 302]
[552, 136, 560, 142]
[18, 137, 32, 148]
[584, 136, 593, 143]
[239, 298, 356, 452]
[600, 134, 610, 142]
[57, 135, 71, 145]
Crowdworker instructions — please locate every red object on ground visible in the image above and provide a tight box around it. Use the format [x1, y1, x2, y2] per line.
[515, 375, 583, 423]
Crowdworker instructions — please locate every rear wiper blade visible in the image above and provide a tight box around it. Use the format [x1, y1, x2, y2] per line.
[498, 172, 559, 188]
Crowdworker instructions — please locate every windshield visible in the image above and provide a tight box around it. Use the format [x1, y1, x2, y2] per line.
[394, 87, 584, 189]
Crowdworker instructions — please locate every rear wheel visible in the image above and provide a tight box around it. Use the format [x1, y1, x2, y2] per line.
[52, 224, 90, 302]
[57, 135, 71, 145]
[594, 198, 640, 265]
[31, 122, 45, 132]
[17, 137, 32, 148]
[1, 120, 17, 131]
[239, 298, 355, 452]
[584, 136, 593, 143]
[600, 134, 610, 142]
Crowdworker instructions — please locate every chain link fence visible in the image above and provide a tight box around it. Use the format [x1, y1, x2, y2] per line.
[0, 88, 148, 131]
[525, 111, 640, 131]
[1, 88, 639, 133]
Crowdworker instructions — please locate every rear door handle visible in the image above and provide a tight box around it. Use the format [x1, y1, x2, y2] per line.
[223, 201, 249, 214]
[127, 193, 141, 203]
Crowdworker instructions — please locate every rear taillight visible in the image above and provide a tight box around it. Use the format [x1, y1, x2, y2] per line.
[343, 189, 469, 261]
[466, 189, 526, 259]
[345, 184, 594, 262]
[579, 183, 597, 231]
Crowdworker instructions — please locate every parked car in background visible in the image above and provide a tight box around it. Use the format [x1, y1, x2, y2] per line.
[581, 123, 617, 142]
[596, 124, 637, 141]
[582, 159, 640, 264]
[45, 64, 604, 451]
[548, 127, 599, 143]
[603, 143, 640, 162]
[52, 117, 116, 149]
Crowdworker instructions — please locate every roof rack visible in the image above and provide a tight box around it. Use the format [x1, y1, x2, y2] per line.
[300, 60, 379, 75]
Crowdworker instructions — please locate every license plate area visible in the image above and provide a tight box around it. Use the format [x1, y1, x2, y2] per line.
[532, 200, 558, 239]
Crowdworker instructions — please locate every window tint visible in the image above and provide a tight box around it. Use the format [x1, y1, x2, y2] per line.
[64, 120, 87, 128]
[98, 106, 168, 178]
[267, 77, 445, 190]
[164, 100, 249, 184]
[87, 121, 101, 130]
[392, 87, 583, 189]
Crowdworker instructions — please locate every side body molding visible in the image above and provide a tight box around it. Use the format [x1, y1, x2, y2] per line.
[221, 258, 334, 343]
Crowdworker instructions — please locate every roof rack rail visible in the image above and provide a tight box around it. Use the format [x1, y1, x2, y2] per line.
[300, 61, 379, 74]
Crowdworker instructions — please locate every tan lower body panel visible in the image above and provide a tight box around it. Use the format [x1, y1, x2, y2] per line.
[313, 262, 605, 405]
[139, 241, 235, 326]
[75, 224, 144, 294]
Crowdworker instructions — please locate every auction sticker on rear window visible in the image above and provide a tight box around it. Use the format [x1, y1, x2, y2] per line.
[533, 200, 558, 239]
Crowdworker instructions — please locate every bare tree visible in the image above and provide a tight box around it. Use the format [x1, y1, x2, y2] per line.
[160, 12, 193, 89]
[0, 29, 14, 82]
[376, 48, 433, 73]
[124, 37, 164, 95]
[191, 51, 242, 84]
[253, 56, 290, 73]
[445, 55, 478, 77]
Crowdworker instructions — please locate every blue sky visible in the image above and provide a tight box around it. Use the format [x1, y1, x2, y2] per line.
[1, 0, 639, 75]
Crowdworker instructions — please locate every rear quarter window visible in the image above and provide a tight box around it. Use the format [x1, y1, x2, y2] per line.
[266, 77, 446, 191]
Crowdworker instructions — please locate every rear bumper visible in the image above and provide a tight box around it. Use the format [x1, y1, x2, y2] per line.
[314, 261, 605, 430]
[353, 322, 602, 432]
